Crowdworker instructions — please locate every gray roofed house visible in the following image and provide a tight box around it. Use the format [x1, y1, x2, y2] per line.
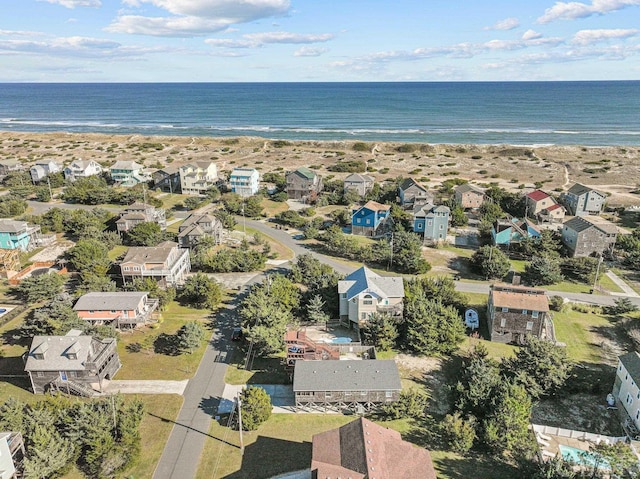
[562, 215, 618, 257]
[30, 160, 61, 183]
[614, 351, 640, 433]
[343, 173, 375, 197]
[413, 203, 450, 243]
[293, 360, 401, 412]
[119, 241, 191, 287]
[177, 212, 224, 248]
[116, 202, 167, 233]
[563, 183, 607, 216]
[73, 291, 159, 328]
[153, 165, 181, 193]
[24, 331, 121, 395]
[110, 160, 150, 187]
[338, 266, 404, 326]
[74, 291, 149, 312]
[454, 182, 485, 209]
[0, 158, 25, 178]
[63, 159, 103, 181]
[398, 177, 433, 209]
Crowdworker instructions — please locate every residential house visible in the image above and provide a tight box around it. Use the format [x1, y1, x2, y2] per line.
[351, 200, 392, 237]
[0, 220, 42, 251]
[338, 266, 404, 327]
[30, 160, 61, 183]
[110, 160, 150, 187]
[311, 417, 437, 479]
[0, 432, 24, 479]
[492, 216, 541, 246]
[563, 183, 607, 216]
[119, 241, 191, 287]
[153, 165, 181, 193]
[538, 203, 566, 224]
[229, 168, 259, 197]
[73, 292, 159, 328]
[293, 360, 401, 412]
[285, 167, 323, 201]
[562, 215, 618, 257]
[343, 173, 375, 197]
[179, 161, 218, 195]
[454, 183, 485, 209]
[63, 159, 103, 181]
[24, 330, 121, 395]
[116, 202, 167, 233]
[414, 203, 450, 243]
[613, 352, 640, 434]
[398, 178, 433, 209]
[526, 189, 556, 216]
[177, 212, 224, 248]
[0, 159, 25, 178]
[487, 284, 551, 344]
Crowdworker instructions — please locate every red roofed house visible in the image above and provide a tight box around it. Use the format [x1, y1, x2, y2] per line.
[487, 284, 551, 344]
[311, 417, 437, 479]
[526, 190, 565, 224]
[538, 202, 566, 224]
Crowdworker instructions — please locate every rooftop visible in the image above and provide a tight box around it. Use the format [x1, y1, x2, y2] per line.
[293, 360, 401, 392]
[527, 189, 551, 202]
[73, 291, 148, 312]
[338, 266, 404, 300]
[490, 284, 549, 311]
[564, 215, 618, 235]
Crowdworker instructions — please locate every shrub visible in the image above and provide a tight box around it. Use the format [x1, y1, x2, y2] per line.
[441, 413, 476, 454]
[549, 295, 566, 312]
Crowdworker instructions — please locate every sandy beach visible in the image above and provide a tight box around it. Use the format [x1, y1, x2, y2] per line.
[1, 131, 638, 205]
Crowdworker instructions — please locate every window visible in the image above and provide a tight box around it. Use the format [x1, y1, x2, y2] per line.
[526, 321, 534, 331]
[532, 311, 539, 318]
[110, 310, 116, 313]
[69, 371, 77, 378]
[627, 393, 632, 405]
[501, 307, 508, 312]
[500, 318, 506, 328]
[325, 392, 332, 399]
[637, 410, 640, 420]
[385, 391, 393, 398]
[67, 353, 77, 360]
[363, 300, 373, 305]
[428, 220, 433, 226]
[361, 391, 367, 396]
[417, 223, 423, 229]
[341, 293, 347, 299]
[439, 224, 444, 230]
[361, 313, 367, 320]
[522, 309, 528, 315]
[36, 371, 44, 377]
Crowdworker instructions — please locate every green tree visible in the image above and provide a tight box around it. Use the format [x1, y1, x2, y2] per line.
[449, 204, 469, 227]
[388, 230, 431, 274]
[441, 413, 476, 454]
[23, 425, 75, 479]
[21, 294, 85, 338]
[176, 321, 205, 353]
[12, 273, 65, 303]
[502, 336, 573, 399]
[67, 238, 111, 279]
[404, 276, 468, 310]
[125, 277, 176, 310]
[360, 312, 398, 351]
[561, 256, 603, 284]
[454, 345, 503, 418]
[524, 255, 564, 286]
[605, 297, 639, 315]
[404, 299, 465, 355]
[34, 186, 51, 202]
[125, 222, 165, 246]
[471, 245, 511, 280]
[306, 294, 330, 323]
[378, 388, 429, 420]
[239, 386, 272, 431]
[479, 201, 504, 224]
[178, 273, 222, 309]
[213, 208, 237, 229]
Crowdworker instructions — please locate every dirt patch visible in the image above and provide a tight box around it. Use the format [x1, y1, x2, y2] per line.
[396, 354, 451, 415]
[29, 242, 74, 262]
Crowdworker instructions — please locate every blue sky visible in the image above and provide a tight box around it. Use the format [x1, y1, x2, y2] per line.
[1, 0, 640, 81]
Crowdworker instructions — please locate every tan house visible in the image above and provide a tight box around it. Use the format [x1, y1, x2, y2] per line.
[311, 417, 437, 479]
[116, 202, 167, 233]
[343, 173, 375, 197]
[24, 330, 121, 396]
[526, 189, 557, 216]
[454, 183, 485, 209]
[562, 215, 618, 257]
[338, 266, 404, 327]
[177, 212, 224, 248]
[398, 178, 432, 209]
[73, 291, 159, 328]
[179, 161, 218, 195]
[119, 241, 191, 287]
[487, 284, 551, 344]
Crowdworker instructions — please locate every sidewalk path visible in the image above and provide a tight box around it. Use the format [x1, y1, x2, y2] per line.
[103, 380, 188, 395]
[605, 270, 640, 298]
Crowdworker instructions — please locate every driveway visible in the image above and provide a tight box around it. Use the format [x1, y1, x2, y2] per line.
[103, 380, 188, 395]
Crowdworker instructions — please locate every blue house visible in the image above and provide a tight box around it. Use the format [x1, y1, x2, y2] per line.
[413, 204, 450, 242]
[229, 168, 260, 197]
[492, 216, 540, 246]
[0, 219, 42, 251]
[352, 200, 392, 237]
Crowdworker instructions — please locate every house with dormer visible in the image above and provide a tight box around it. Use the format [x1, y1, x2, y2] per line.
[177, 212, 224, 248]
[338, 266, 404, 327]
[286, 167, 323, 201]
[119, 241, 191, 287]
[116, 202, 167, 233]
[343, 173, 375, 197]
[562, 183, 607, 217]
[351, 200, 392, 237]
[398, 178, 433, 209]
[63, 159, 103, 181]
[179, 161, 218, 196]
[24, 330, 121, 395]
[413, 203, 450, 243]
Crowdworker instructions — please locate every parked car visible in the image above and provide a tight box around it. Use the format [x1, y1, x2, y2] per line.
[231, 327, 243, 341]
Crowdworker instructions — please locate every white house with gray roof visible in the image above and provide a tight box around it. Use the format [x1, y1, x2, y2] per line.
[229, 168, 259, 197]
[338, 266, 404, 327]
[613, 352, 640, 434]
[343, 173, 375, 197]
[563, 183, 607, 216]
[63, 159, 103, 181]
[119, 241, 191, 287]
[24, 330, 121, 395]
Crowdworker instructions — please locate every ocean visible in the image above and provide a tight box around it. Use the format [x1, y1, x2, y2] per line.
[0, 82, 639, 146]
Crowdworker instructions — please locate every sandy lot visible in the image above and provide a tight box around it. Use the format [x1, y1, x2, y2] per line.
[1, 132, 639, 205]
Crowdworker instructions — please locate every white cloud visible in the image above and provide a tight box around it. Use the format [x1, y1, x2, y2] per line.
[205, 31, 334, 49]
[485, 17, 520, 30]
[522, 29, 543, 40]
[0, 35, 164, 58]
[572, 28, 639, 44]
[538, 0, 640, 23]
[294, 46, 328, 57]
[204, 38, 255, 48]
[38, 0, 101, 7]
[106, 15, 229, 36]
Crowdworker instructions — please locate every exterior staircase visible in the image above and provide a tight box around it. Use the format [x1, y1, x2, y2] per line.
[50, 377, 100, 397]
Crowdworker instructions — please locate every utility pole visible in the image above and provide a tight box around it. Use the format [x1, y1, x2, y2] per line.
[388, 232, 394, 270]
[237, 393, 244, 456]
[241, 202, 246, 235]
[593, 253, 603, 293]
[47, 176, 53, 200]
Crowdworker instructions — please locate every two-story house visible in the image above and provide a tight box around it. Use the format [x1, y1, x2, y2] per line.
[398, 178, 433, 209]
[351, 200, 392, 237]
[30, 160, 61, 183]
[229, 168, 259, 197]
[73, 291, 159, 329]
[179, 161, 218, 195]
[338, 266, 404, 327]
[116, 202, 167, 233]
[63, 159, 103, 181]
[153, 165, 181, 194]
[0, 159, 25, 178]
[563, 183, 607, 216]
[177, 212, 224, 248]
[454, 183, 485, 209]
[119, 241, 191, 287]
[343, 173, 375, 197]
[525, 189, 556, 216]
[24, 330, 121, 395]
[0, 220, 42, 251]
[562, 215, 618, 257]
[492, 216, 541, 246]
[487, 284, 550, 344]
[613, 352, 640, 433]
[110, 160, 150, 187]
[413, 203, 450, 243]
[285, 167, 323, 201]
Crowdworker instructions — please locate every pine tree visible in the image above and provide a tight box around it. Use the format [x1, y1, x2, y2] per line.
[240, 386, 272, 431]
[306, 294, 330, 323]
[176, 321, 205, 354]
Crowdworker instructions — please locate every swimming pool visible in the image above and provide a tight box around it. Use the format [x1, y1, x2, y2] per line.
[332, 337, 352, 344]
[559, 445, 610, 470]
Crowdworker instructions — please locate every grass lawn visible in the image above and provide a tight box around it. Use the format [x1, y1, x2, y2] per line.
[165, 218, 184, 234]
[224, 346, 289, 385]
[231, 225, 294, 261]
[108, 244, 129, 261]
[261, 199, 289, 217]
[431, 451, 519, 479]
[552, 307, 614, 364]
[116, 301, 213, 380]
[160, 193, 191, 210]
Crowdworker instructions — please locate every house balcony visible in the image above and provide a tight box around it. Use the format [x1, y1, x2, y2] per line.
[376, 303, 403, 317]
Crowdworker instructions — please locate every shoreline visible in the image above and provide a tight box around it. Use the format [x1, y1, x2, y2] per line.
[1, 131, 639, 206]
